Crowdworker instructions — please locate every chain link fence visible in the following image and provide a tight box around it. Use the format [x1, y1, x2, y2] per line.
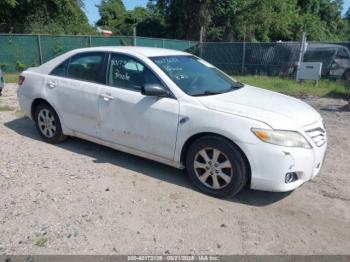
[194, 42, 301, 76]
[194, 41, 350, 79]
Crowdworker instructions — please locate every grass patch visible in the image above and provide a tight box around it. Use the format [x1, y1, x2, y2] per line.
[35, 237, 48, 247]
[0, 105, 14, 111]
[3, 73, 18, 83]
[235, 75, 349, 99]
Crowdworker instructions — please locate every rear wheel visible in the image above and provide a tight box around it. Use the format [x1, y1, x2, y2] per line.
[185, 135, 248, 198]
[34, 102, 67, 144]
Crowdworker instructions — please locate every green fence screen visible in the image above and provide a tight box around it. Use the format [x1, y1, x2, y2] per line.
[0, 34, 196, 72]
[0, 34, 40, 72]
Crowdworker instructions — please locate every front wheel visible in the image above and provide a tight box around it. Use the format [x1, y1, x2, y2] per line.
[343, 70, 350, 81]
[34, 102, 67, 144]
[185, 135, 248, 198]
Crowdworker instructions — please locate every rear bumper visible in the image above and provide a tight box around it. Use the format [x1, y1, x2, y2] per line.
[17, 89, 33, 119]
[241, 120, 327, 192]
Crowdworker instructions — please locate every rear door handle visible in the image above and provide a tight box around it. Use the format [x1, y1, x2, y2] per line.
[100, 93, 114, 101]
[47, 80, 57, 89]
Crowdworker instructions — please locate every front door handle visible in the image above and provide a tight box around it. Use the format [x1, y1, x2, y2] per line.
[47, 80, 57, 89]
[100, 93, 114, 101]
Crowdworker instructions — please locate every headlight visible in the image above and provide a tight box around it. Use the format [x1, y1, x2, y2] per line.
[251, 128, 311, 149]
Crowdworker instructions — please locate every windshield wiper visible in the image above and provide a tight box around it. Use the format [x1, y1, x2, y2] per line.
[192, 91, 223, 96]
[192, 85, 243, 96]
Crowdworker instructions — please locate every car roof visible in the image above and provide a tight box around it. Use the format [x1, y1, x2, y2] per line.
[71, 46, 190, 57]
[307, 43, 347, 50]
[28, 46, 191, 75]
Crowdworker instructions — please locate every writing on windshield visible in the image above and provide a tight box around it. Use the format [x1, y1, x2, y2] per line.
[151, 56, 243, 96]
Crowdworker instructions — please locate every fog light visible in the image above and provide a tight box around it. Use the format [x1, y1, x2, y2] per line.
[285, 172, 298, 183]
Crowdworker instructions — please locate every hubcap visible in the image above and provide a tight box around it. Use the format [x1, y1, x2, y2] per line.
[38, 108, 56, 138]
[194, 147, 233, 190]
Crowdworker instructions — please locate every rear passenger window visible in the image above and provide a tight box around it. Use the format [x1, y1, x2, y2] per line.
[67, 53, 104, 83]
[51, 59, 69, 77]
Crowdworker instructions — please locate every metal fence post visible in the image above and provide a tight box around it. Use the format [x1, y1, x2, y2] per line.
[296, 32, 307, 80]
[162, 39, 165, 48]
[242, 41, 246, 74]
[88, 35, 92, 47]
[37, 34, 43, 65]
[241, 27, 246, 74]
[133, 26, 137, 46]
[199, 27, 204, 57]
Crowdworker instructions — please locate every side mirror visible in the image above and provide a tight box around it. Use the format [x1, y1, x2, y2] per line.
[141, 84, 169, 97]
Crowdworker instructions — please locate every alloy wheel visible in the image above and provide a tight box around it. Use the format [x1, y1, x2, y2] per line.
[37, 108, 57, 138]
[193, 147, 233, 190]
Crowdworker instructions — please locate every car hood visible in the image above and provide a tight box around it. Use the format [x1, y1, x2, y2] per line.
[196, 85, 321, 130]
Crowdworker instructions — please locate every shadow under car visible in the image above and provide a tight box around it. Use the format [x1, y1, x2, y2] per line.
[4, 116, 291, 207]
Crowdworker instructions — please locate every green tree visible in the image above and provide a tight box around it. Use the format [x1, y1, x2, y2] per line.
[97, 0, 167, 37]
[206, 0, 299, 42]
[96, 0, 126, 29]
[150, 0, 348, 41]
[346, 7, 350, 23]
[153, 0, 209, 40]
[0, 0, 93, 34]
[136, 2, 168, 37]
[295, 0, 346, 40]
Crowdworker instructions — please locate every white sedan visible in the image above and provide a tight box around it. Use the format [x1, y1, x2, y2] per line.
[17, 47, 327, 197]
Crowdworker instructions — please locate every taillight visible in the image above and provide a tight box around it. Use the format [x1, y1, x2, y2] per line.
[18, 75, 25, 85]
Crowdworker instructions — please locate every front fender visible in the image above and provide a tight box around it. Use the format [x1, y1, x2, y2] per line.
[174, 102, 270, 163]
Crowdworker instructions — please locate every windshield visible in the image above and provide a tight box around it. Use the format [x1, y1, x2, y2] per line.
[151, 55, 243, 96]
[304, 49, 336, 61]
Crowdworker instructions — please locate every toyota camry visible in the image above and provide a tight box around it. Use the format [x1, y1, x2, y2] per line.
[17, 46, 327, 197]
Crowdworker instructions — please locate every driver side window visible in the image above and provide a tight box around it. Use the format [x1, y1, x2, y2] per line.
[107, 53, 162, 91]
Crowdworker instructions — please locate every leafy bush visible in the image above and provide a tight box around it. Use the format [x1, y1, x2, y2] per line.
[0, 63, 8, 71]
[52, 41, 63, 56]
[15, 61, 26, 72]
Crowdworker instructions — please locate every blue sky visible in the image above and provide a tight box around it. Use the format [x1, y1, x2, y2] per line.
[85, 0, 350, 25]
[85, 0, 148, 24]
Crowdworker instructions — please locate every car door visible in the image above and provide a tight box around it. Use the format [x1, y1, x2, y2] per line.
[334, 48, 350, 76]
[47, 52, 106, 137]
[98, 53, 180, 160]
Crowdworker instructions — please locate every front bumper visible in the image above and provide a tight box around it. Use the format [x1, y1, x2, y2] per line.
[241, 120, 327, 192]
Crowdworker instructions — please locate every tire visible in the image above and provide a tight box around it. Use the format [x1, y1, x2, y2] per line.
[343, 70, 350, 81]
[34, 102, 67, 144]
[185, 135, 248, 198]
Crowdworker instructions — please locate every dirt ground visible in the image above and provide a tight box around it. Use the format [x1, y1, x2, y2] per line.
[0, 83, 349, 255]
